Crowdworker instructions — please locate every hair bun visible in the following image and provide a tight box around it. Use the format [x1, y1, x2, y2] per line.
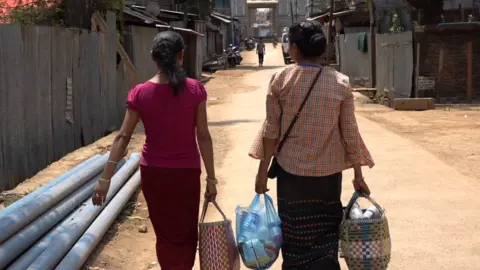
[309, 33, 325, 45]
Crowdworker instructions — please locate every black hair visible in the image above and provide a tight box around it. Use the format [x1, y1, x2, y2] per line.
[151, 31, 187, 96]
[288, 20, 326, 58]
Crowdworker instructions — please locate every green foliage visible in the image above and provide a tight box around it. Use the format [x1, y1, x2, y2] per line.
[0, 0, 124, 26]
[389, 11, 405, 33]
[0, 0, 64, 25]
[97, 0, 124, 12]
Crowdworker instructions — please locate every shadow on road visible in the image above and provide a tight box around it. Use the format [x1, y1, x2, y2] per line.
[209, 119, 260, 126]
[229, 65, 285, 71]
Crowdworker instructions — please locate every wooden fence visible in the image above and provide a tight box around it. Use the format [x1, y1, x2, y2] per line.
[0, 14, 130, 191]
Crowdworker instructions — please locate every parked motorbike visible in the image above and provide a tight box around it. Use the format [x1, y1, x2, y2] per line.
[244, 37, 255, 51]
[225, 46, 237, 67]
[232, 45, 243, 64]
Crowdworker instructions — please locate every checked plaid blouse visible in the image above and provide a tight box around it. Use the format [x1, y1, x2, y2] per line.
[249, 65, 374, 177]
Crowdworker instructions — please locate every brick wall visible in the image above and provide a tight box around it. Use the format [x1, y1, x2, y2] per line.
[415, 30, 480, 103]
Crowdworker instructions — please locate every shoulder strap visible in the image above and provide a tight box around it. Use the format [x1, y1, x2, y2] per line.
[276, 68, 322, 153]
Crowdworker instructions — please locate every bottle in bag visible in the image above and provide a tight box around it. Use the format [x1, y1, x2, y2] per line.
[239, 203, 261, 242]
[363, 205, 380, 219]
[349, 202, 363, 219]
[241, 239, 270, 268]
[269, 225, 283, 248]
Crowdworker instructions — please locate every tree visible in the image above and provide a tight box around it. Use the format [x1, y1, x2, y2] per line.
[0, 0, 62, 25]
[62, 0, 96, 28]
[198, 0, 211, 20]
[180, 0, 211, 20]
[405, 0, 444, 25]
[0, 0, 123, 27]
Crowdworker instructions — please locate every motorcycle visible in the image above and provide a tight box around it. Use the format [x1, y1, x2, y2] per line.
[244, 37, 255, 51]
[225, 46, 237, 67]
[232, 45, 243, 64]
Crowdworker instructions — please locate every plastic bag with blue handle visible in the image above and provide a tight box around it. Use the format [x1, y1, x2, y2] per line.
[235, 194, 282, 269]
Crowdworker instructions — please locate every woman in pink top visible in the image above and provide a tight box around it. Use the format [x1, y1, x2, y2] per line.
[91, 31, 217, 269]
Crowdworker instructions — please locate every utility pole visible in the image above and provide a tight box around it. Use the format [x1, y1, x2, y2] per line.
[290, 1, 294, 24]
[295, 0, 298, 22]
[230, 0, 235, 45]
[367, 0, 376, 87]
[325, 0, 334, 66]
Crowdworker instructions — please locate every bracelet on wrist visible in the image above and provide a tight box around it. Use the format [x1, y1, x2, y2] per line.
[206, 177, 218, 184]
[99, 178, 111, 183]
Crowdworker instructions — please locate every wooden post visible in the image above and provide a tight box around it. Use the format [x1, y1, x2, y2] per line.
[367, 0, 376, 88]
[325, 0, 334, 66]
[467, 40, 473, 102]
[295, 0, 298, 22]
[437, 45, 444, 102]
[460, 4, 465, 21]
[290, 1, 295, 24]
[415, 43, 420, 98]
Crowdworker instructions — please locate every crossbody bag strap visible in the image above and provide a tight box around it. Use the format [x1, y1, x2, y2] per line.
[276, 68, 322, 153]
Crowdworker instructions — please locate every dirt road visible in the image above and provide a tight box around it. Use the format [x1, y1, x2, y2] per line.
[5, 44, 480, 269]
[195, 46, 480, 269]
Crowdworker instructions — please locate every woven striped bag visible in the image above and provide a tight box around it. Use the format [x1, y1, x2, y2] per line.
[340, 192, 391, 270]
[199, 201, 241, 270]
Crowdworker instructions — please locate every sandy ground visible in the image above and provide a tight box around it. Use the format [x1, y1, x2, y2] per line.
[3, 44, 480, 269]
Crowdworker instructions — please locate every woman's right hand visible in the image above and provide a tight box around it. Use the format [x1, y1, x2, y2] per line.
[92, 179, 111, 206]
[353, 176, 370, 195]
[204, 179, 217, 202]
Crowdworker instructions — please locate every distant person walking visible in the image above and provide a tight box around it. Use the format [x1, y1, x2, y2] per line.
[256, 38, 266, 67]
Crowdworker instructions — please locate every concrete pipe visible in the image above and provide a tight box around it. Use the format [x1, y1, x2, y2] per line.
[56, 170, 141, 269]
[0, 160, 126, 269]
[0, 153, 110, 244]
[24, 153, 140, 270]
[7, 201, 87, 270]
[0, 154, 101, 218]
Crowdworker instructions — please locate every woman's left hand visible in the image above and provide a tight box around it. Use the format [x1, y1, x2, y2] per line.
[255, 170, 269, 194]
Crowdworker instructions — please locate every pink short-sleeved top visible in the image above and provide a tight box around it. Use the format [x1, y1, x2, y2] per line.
[127, 78, 207, 168]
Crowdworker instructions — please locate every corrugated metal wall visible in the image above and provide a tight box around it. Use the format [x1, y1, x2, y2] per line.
[375, 31, 414, 100]
[338, 33, 372, 86]
[130, 26, 159, 82]
[195, 21, 208, 63]
[0, 13, 128, 191]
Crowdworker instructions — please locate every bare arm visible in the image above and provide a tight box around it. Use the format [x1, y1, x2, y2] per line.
[258, 74, 281, 172]
[339, 87, 365, 178]
[101, 108, 139, 180]
[196, 101, 215, 179]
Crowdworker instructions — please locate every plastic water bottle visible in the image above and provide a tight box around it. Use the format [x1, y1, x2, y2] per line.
[363, 205, 380, 219]
[349, 202, 363, 219]
[269, 225, 282, 247]
[239, 204, 261, 242]
[257, 226, 270, 241]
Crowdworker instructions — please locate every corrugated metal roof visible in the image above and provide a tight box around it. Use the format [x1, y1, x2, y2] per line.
[211, 11, 240, 22]
[155, 24, 205, 36]
[124, 6, 167, 25]
[210, 13, 232, 23]
[206, 21, 221, 31]
[307, 8, 356, 21]
[160, 9, 199, 18]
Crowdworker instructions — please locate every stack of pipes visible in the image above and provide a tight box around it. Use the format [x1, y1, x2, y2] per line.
[0, 152, 142, 269]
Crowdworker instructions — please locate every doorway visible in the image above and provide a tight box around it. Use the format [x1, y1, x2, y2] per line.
[253, 8, 274, 37]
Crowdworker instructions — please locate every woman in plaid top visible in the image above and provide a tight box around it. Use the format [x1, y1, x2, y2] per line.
[249, 21, 374, 269]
